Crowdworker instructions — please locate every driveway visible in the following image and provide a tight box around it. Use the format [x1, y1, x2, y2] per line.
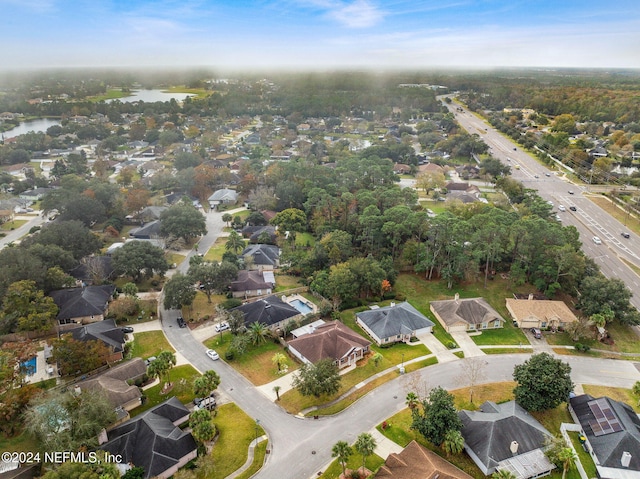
[450, 331, 485, 357]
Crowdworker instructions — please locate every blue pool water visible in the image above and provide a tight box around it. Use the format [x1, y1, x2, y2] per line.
[21, 356, 37, 375]
[290, 299, 313, 315]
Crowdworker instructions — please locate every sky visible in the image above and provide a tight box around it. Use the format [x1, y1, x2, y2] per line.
[1, 0, 640, 71]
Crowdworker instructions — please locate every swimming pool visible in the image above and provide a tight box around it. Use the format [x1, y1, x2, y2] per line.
[21, 356, 37, 375]
[289, 299, 313, 315]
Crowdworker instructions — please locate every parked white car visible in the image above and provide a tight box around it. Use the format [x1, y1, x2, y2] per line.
[206, 349, 220, 360]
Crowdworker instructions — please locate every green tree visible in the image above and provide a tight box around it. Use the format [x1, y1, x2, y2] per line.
[51, 335, 112, 376]
[40, 452, 120, 479]
[121, 466, 146, 479]
[271, 207, 307, 241]
[0, 280, 58, 332]
[147, 351, 176, 389]
[248, 321, 270, 345]
[292, 358, 341, 398]
[193, 370, 221, 398]
[160, 202, 207, 243]
[441, 429, 465, 456]
[225, 230, 245, 255]
[411, 386, 463, 446]
[331, 440, 352, 478]
[189, 408, 216, 443]
[354, 432, 376, 476]
[492, 470, 517, 479]
[25, 220, 102, 260]
[189, 260, 238, 303]
[544, 436, 577, 479]
[405, 392, 419, 410]
[163, 273, 197, 313]
[272, 352, 288, 372]
[24, 388, 116, 452]
[577, 276, 640, 325]
[222, 212, 233, 227]
[122, 282, 139, 297]
[632, 381, 640, 405]
[112, 241, 169, 283]
[513, 352, 573, 411]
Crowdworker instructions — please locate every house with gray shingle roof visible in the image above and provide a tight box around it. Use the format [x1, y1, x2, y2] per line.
[569, 394, 640, 478]
[66, 318, 126, 363]
[356, 301, 434, 346]
[99, 396, 197, 479]
[241, 244, 280, 270]
[459, 400, 555, 478]
[50, 284, 116, 326]
[287, 321, 371, 369]
[207, 188, 237, 209]
[232, 295, 300, 331]
[430, 294, 504, 333]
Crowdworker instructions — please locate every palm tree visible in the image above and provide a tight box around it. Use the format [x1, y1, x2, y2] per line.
[492, 469, 516, 479]
[331, 440, 352, 478]
[272, 352, 287, 372]
[156, 350, 177, 387]
[441, 429, 464, 456]
[557, 447, 577, 479]
[225, 231, 245, 254]
[405, 392, 419, 410]
[248, 321, 270, 345]
[273, 385, 281, 401]
[354, 432, 376, 476]
[222, 213, 232, 227]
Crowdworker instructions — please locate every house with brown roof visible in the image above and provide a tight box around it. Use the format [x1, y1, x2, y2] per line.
[505, 296, 578, 330]
[376, 440, 474, 479]
[287, 321, 371, 369]
[430, 294, 505, 333]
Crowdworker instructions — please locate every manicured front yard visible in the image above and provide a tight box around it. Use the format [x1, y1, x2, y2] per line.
[470, 324, 528, 346]
[132, 364, 200, 415]
[319, 448, 384, 479]
[545, 321, 640, 354]
[129, 330, 174, 360]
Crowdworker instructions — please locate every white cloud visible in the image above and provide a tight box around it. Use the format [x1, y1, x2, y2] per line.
[325, 0, 385, 28]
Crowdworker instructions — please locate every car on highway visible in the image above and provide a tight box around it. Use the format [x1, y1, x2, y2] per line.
[545, 173, 551, 177]
[592, 236, 602, 245]
[215, 321, 230, 333]
[534, 174, 539, 178]
[177, 317, 187, 328]
[621, 232, 630, 239]
[558, 205, 566, 212]
[568, 190, 574, 195]
[569, 206, 577, 211]
[206, 349, 220, 360]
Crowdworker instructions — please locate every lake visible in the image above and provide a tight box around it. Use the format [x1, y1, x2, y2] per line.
[2, 118, 61, 139]
[107, 89, 194, 103]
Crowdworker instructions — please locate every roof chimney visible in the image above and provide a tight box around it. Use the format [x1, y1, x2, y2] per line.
[510, 441, 519, 455]
[454, 293, 459, 302]
[621, 452, 632, 468]
[528, 293, 534, 301]
[390, 302, 396, 308]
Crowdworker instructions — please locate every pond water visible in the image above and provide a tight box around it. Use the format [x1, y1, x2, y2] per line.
[2, 118, 61, 139]
[107, 89, 194, 103]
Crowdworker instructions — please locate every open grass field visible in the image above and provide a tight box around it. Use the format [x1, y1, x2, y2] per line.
[470, 324, 528, 346]
[273, 273, 305, 292]
[130, 330, 174, 360]
[115, 299, 158, 325]
[204, 236, 246, 263]
[187, 291, 226, 323]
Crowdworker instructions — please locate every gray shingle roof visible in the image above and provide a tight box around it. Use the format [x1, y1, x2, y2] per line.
[100, 397, 196, 479]
[233, 295, 299, 327]
[69, 318, 125, 353]
[570, 394, 640, 471]
[50, 285, 116, 320]
[431, 297, 504, 327]
[356, 302, 434, 339]
[242, 244, 280, 266]
[459, 401, 552, 470]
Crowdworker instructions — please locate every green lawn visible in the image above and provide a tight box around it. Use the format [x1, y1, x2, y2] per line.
[568, 431, 597, 478]
[545, 321, 640, 354]
[204, 335, 299, 386]
[319, 448, 384, 479]
[273, 273, 305, 292]
[0, 430, 40, 454]
[209, 403, 265, 479]
[132, 364, 200, 415]
[470, 324, 528, 346]
[583, 384, 640, 413]
[0, 219, 27, 231]
[129, 330, 174, 360]
[114, 299, 158, 325]
[204, 237, 246, 263]
[295, 232, 316, 247]
[233, 440, 268, 479]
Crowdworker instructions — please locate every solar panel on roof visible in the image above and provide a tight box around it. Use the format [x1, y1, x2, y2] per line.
[587, 398, 623, 436]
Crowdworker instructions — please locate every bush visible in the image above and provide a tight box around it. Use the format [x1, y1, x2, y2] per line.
[575, 343, 591, 352]
[448, 341, 458, 349]
[394, 293, 406, 301]
[224, 350, 234, 360]
[221, 298, 242, 309]
[29, 226, 41, 234]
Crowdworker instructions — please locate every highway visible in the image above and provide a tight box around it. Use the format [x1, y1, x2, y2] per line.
[442, 99, 640, 312]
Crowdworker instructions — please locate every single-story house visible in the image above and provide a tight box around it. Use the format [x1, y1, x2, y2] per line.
[569, 394, 640, 479]
[230, 270, 275, 298]
[232, 295, 301, 331]
[208, 188, 238, 209]
[18, 187, 54, 201]
[376, 440, 474, 479]
[430, 294, 505, 332]
[129, 220, 162, 239]
[78, 358, 147, 415]
[459, 400, 555, 478]
[356, 301, 434, 346]
[287, 321, 371, 369]
[67, 318, 126, 363]
[241, 244, 280, 270]
[50, 284, 116, 326]
[135, 206, 167, 222]
[241, 225, 277, 243]
[505, 296, 578, 330]
[99, 396, 197, 479]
